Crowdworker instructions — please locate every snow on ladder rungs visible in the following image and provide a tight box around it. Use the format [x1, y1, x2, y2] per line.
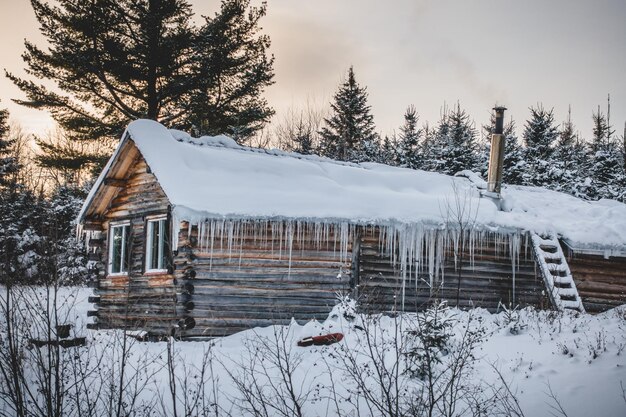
[530, 231, 585, 313]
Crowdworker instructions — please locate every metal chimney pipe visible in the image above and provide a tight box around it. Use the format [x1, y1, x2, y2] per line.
[487, 106, 507, 195]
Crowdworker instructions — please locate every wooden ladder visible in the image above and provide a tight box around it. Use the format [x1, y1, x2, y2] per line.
[530, 231, 585, 313]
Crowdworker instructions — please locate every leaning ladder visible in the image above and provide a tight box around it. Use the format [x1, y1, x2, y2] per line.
[530, 231, 585, 313]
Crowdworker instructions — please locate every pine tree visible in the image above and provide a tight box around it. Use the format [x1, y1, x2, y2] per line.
[8, 0, 194, 140]
[0, 104, 19, 188]
[420, 122, 438, 172]
[427, 103, 479, 175]
[552, 108, 591, 197]
[621, 123, 626, 173]
[588, 107, 622, 200]
[319, 67, 378, 162]
[359, 135, 382, 163]
[9, 0, 274, 161]
[521, 105, 559, 186]
[396, 105, 423, 169]
[184, 0, 275, 142]
[285, 115, 315, 155]
[619, 123, 626, 202]
[381, 135, 398, 166]
[0, 106, 42, 284]
[590, 106, 616, 154]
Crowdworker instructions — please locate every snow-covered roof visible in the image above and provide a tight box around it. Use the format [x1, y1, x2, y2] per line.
[79, 119, 626, 251]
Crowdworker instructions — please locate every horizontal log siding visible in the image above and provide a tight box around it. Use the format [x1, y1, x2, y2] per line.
[92, 156, 180, 334]
[565, 251, 626, 313]
[357, 229, 547, 313]
[175, 222, 353, 337]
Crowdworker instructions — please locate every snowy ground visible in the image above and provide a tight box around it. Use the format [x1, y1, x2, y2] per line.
[1, 286, 625, 417]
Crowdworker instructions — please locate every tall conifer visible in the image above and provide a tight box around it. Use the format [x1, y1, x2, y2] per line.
[319, 67, 378, 162]
[396, 105, 422, 169]
[521, 105, 559, 186]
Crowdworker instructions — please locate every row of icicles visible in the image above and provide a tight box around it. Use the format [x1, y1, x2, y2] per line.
[177, 218, 528, 291]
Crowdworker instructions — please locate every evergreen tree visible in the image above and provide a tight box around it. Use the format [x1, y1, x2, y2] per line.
[39, 185, 90, 285]
[427, 103, 479, 175]
[319, 67, 378, 162]
[521, 105, 559, 186]
[8, 0, 194, 140]
[285, 115, 315, 155]
[552, 108, 591, 198]
[588, 107, 623, 200]
[0, 106, 43, 284]
[619, 123, 626, 202]
[184, 0, 275, 142]
[9, 0, 274, 162]
[420, 122, 439, 172]
[396, 105, 423, 169]
[0, 104, 19, 187]
[381, 134, 399, 166]
[590, 106, 615, 153]
[359, 135, 382, 163]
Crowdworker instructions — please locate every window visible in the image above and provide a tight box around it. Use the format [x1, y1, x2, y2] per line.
[109, 223, 130, 275]
[146, 217, 169, 272]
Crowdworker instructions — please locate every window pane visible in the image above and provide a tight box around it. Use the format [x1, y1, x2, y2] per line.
[150, 221, 160, 270]
[147, 219, 168, 271]
[121, 226, 129, 273]
[111, 225, 129, 274]
[161, 219, 169, 270]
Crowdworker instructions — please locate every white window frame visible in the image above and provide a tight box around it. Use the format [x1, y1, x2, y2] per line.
[145, 216, 168, 273]
[108, 221, 130, 276]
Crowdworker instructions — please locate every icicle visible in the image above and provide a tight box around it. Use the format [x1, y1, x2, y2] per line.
[286, 220, 293, 276]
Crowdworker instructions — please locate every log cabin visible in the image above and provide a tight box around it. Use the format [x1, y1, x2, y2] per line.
[77, 120, 626, 338]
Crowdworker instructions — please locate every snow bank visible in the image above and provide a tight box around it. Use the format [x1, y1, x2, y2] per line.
[110, 120, 626, 250]
[3, 287, 624, 417]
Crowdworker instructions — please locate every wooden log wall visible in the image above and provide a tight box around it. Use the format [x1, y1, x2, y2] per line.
[175, 221, 354, 337]
[357, 229, 548, 313]
[90, 156, 183, 335]
[565, 250, 626, 313]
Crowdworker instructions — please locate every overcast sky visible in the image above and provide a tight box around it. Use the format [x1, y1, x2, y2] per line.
[1, 0, 625, 141]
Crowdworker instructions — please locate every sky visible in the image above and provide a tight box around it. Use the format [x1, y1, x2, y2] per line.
[0, 0, 625, 141]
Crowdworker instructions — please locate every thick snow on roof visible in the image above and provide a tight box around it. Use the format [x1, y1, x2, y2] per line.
[116, 119, 626, 249]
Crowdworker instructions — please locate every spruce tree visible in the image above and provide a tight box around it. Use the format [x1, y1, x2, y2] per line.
[359, 135, 382, 163]
[285, 115, 315, 155]
[0, 104, 43, 284]
[8, 0, 194, 140]
[420, 122, 438, 172]
[381, 134, 398, 166]
[319, 67, 378, 162]
[619, 123, 626, 202]
[588, 107, 623, 200]
[521, 105, 559, 186]
[0, 104, 19, 188]
[428, 103, 479, 175]
[552, 108, 591, 197]
[590, 106, 615, 153]
[9, 0, 275, 160]
[422, 108, 449, 173]
[185, 0, 275, 142]
[396, 105, 423, 169]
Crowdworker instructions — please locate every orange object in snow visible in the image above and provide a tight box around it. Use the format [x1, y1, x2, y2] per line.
[297, 332, 344, 347]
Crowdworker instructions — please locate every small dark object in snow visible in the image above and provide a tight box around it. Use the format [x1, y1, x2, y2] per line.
[56, 324, 72, 339]
[29, 337, 86, 348]
[297, 333, 344, 347]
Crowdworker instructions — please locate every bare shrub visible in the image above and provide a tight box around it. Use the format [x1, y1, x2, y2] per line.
[222, 324, 311, 417]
